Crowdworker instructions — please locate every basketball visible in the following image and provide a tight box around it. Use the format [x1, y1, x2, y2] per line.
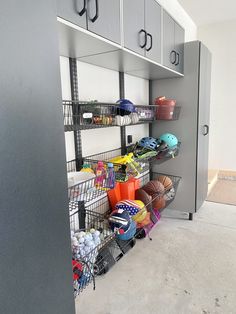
[135, 188, 152, 210]
[157, 175, 173, 191]
[142, 180, 165, 198]
[152, 196, 166, 211]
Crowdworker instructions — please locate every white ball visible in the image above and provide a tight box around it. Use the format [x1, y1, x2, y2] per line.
[78, 243, 85, 250]
[84, 234, 91, 241]
[79, 231, 86, 238]
[80, 250, 85, 257]
[90, 228, 96, 234]
[94, 230, 100, 238]
[84, 246, 91, 254]
[79, 237, 85, 244]
[85, 240, 93, 247]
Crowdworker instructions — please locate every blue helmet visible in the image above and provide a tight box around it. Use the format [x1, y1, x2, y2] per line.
[138, 137, 158, 150]
[116, 99, 136, 116]
[158, 133, 178, 148]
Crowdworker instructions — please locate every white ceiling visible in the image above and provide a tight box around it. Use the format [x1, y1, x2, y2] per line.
[178, 0, 236, 26]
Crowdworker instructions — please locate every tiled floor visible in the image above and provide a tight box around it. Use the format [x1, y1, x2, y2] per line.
[76, 202, 236, 314]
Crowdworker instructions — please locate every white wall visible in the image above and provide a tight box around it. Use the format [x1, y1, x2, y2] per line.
[198, 20, 236, 171]
[158, 0, 197, 41]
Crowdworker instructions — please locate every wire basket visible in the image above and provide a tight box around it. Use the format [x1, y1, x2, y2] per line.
[70, 197, 138, 297]
[84, 148, 150, 179]
[135, 105, 156, 122]
[70, 198, 114, 297]
[151, 172, 181, 208]
[63, 101, 158, 131]
[156, 105, 181, 120]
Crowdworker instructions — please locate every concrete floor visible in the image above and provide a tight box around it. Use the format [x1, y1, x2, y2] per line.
[76, 202, 236, 314]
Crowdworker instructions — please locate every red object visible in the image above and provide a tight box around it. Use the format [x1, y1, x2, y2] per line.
[108, 182, 121, 209]
[72, 259, 83, 281]
[155, 96, 176, 120]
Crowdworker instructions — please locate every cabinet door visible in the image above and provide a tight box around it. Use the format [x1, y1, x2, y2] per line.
[163, 10, 175, 70]
[87, 0, 121, 44]
[196, 43, 212, 210]
[174, 23, 185, 74]
[57, 0, 87, 29]
[145, 0, 161, 63]
[123, 0, 145, 56]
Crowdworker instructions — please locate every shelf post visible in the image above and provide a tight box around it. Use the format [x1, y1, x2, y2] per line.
[69, 58, 83, 170]
[119, 72, 127, 155]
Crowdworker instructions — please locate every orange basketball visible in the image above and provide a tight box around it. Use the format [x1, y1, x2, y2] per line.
[157, 176, 173, 191]
[152, 196, 166, 211]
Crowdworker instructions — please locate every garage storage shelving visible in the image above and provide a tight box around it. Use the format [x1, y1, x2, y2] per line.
[58, 0, 184, 299]
[65, 67, 182, 297]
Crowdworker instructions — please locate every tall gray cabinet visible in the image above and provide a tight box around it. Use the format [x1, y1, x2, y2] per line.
[0, 1, 75, 313]
[152, 41, 211, 218]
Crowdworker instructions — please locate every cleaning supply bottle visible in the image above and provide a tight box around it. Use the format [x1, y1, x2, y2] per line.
[80, 164, 94, 174]
[95, 161, 106, 188]
[106, 163, 116, 189]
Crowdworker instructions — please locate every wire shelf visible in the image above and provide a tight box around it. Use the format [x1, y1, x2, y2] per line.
[63, 100, 158, 131]
[84, 148, 150, 178]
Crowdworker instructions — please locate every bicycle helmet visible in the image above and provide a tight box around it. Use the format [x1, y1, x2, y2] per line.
[158, 133, 178, 149]
[138, 137, 158, 150]
[116, 99, 136, 116]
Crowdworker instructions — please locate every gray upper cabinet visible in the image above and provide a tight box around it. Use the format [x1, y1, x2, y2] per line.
[123, 0, 145, 56]
[57, 0, 87, 29]
[123, 0, 162, 63]
[57, 0, 121, 44]
[145, 0, 161, 63]
[163, 10, 185, 73]
[175, 23, 185, 74]
[87, 0, 121, 44]
[163, 10, 175, 70]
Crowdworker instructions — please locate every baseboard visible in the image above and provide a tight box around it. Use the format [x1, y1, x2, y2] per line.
[218, 170, 236, 181]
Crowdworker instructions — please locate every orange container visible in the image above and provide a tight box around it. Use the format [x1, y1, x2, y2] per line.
[108, 183, 121, 210]
[119, 177, 140, 200]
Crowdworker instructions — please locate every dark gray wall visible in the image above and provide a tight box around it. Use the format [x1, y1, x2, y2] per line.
[0, 1, 75, 313]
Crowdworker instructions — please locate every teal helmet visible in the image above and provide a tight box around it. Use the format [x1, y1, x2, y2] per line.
[158, 133, 178, 148]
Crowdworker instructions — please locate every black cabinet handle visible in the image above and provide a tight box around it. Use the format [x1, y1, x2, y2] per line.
[77, 0, 86, 16]
[175, 52, 180, 66]
[170, 50, 176, 64]
[139, 29, 147, 48]
[146, 33, 153, 52]
[203, 125, 209, 136]
[90, 0, 99, 23]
